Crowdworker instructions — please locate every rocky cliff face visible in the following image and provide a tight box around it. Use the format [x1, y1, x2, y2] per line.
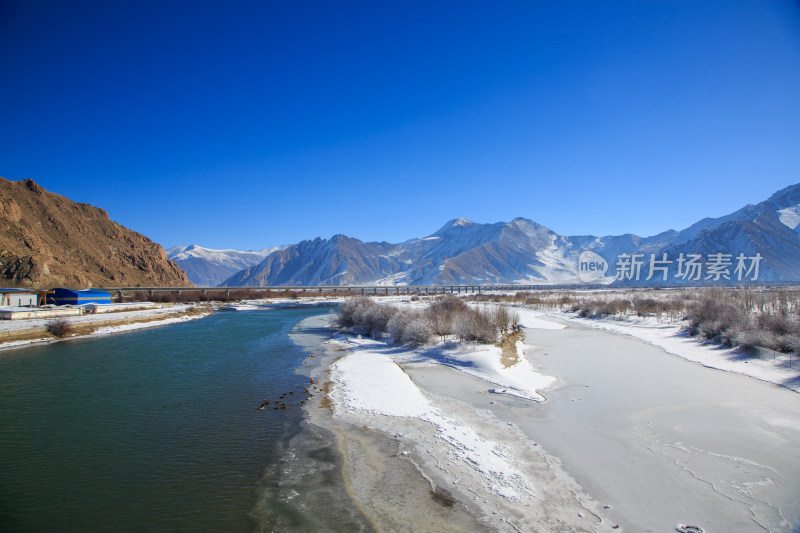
[0, 177, 191, 288]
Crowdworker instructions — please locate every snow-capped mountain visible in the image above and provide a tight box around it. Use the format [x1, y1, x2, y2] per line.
[219, 183, 800, 287]
[166, 245, 281, 286]
[654, 184, 800, 283]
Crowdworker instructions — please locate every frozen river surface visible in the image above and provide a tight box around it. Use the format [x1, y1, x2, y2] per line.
[519, 319, 800, 532]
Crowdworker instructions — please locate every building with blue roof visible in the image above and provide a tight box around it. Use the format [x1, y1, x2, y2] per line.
[46, 288, 112, 306]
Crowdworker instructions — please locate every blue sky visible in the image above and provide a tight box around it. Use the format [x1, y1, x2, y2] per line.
[1, 1, 799, 250]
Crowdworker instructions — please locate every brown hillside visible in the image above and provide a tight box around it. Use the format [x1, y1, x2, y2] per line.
[0, 177, 192, 288]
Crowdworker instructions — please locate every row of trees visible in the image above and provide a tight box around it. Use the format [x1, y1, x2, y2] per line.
[468, 287, 800, 355]
[337, 295, 519, 346]
[560, 287, 800, 354]
[684, 294, 800, 353]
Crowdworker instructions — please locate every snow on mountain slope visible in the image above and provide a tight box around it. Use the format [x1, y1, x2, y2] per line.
[221, 235, 405, 287]
[167, 244, 280, 286]
[217, 183, 800, 287]
[778, 206, 800, 231]
[167, 244, 277, 265]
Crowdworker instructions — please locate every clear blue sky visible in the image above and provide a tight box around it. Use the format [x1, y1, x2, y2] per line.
[2, 1, 799, 250]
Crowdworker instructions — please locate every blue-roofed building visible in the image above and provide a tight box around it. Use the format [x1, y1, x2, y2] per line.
[47, 288, 112, 306]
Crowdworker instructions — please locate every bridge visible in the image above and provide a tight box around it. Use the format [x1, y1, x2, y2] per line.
[102, 282, 799, 301]
[102, 284, 594, 300]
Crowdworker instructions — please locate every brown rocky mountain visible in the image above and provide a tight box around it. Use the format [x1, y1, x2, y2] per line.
[0, 177, 191, 288]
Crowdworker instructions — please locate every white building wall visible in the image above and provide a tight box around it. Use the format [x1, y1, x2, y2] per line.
[0, 293, 38, 307]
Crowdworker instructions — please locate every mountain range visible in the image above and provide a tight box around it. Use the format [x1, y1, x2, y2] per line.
[168, 183, 800, 287]
[166, 245, 280, 287]
[11, 176, 796, 290]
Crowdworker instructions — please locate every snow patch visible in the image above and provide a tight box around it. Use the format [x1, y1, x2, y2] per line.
[778, 205, 800, 230]
[330, 346, 535, 500]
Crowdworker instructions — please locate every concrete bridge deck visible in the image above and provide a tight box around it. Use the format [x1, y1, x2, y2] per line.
[103, 284, 573, 298]
[101, 282, 798, 300]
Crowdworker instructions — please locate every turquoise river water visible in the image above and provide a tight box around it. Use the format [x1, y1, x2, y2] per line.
[0, 305, 342, 532]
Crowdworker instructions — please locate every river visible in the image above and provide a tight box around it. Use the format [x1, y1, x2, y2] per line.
[0, 305, 349, 532]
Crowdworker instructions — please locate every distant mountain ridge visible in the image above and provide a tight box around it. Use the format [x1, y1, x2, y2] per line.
[166, 245, 279, 287]
[0, 177, 191, 288]
[215, 183, 800, 287]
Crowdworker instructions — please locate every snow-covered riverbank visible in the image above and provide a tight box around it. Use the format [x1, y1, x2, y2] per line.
[0, 304, 210, 351]
[310, 300, 800, 531]
[317, 307, 616, 531]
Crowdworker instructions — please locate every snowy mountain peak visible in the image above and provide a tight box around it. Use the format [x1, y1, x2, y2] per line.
[435, 218, 477, 232]
[766, 183, 800, 209]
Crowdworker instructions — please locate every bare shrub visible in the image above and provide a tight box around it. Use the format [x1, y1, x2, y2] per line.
[687, 297, 746, 339]
[593, 299, 630, 316]
[735, 329, 773, 355]
[789, 336, 800, 355]
[757, 312, 800, 337]
[387, 310, 413, 343]
[473, 310, 498, 343]
[427, 306, 453, 340]
[452, 309, 496, 343]
[402, 316, 434, 345]
[632, 298, 660, 316]
[773, 334, 799, 353]
[430, 295, 469, 315]
[337, 297, 376, 328]
[451, 311, 473, 342]
[362, 303, 396, 338]
[47, 318, 74, 337]
[489, 306, 513, 333]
